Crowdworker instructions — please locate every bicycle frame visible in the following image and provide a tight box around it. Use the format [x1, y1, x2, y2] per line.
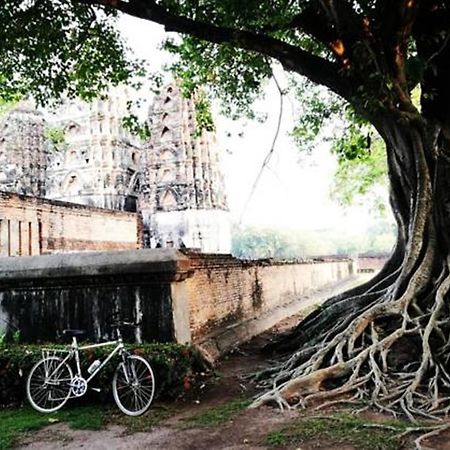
[43, 334, 127, 389]
[29, 326, 155, 416]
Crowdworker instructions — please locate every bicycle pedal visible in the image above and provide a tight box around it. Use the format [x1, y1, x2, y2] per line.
[90, 387, 101, 392]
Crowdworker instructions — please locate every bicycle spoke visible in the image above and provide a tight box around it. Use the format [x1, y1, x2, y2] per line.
[113, 356, 155, 415]
[27, 357, 72, 413]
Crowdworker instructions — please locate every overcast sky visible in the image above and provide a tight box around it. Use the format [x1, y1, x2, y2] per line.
[118, 14, 377, 232]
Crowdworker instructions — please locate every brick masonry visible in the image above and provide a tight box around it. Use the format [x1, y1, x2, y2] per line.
[184, 253, 355, 341]
[0, 248, 355, 357]
[0, 191, 140, 256]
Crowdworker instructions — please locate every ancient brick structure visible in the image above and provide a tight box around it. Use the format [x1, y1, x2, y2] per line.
[139, 83, 231, 253]
[45, 86, 142, 212]
[0, 101, 47, 197]
[0, 83, 231, 254]
[0, 191, 140, 256]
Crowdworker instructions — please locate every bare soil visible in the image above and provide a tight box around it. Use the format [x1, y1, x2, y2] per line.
[15, 286, 450, 450]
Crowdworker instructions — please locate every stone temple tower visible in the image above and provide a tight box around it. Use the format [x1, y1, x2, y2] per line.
[46, 86, 142, 211]
[0, 101, 47, 196]
[139, 83, 231, 253]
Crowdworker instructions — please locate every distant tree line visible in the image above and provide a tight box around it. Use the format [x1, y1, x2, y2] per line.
[231, 221, 395, 260]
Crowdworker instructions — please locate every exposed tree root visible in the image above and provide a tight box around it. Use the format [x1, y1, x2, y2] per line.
[250, 248, 450, 445]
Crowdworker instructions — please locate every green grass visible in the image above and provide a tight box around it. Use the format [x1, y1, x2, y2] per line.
[265, 413, 414, 450]
[0, 406, 103, 450]
[182, 398, 251, 428]
[0, 403, 174, 449]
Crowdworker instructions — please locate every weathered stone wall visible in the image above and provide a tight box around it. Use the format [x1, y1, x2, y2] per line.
[0, 191, 140, 256]
[0, 249, 191, 343]
[0, 248, 355, 357]
[185, 253, 354, 340]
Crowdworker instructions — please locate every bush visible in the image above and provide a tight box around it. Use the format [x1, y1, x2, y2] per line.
[0, 342, 205, 407]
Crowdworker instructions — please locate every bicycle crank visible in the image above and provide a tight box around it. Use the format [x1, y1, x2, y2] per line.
[71, 376, 88, 397]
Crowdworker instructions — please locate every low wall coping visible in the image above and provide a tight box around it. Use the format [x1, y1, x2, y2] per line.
[0, 249, 190, 283]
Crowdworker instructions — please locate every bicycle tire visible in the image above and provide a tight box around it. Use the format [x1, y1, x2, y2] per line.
[27, 356, 73, 413]
[112, 355, 155, 416]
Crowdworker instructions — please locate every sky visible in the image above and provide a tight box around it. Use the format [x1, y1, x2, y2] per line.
[118, 14, 379, 233]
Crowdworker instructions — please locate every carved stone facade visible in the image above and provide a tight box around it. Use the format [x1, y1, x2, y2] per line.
[139, 83, 231, 253]
[0, 101, 47, 197]
[45, 86, 142, 212]
[0, 83, 231, 254]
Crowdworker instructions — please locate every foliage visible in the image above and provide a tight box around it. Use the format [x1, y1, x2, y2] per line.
[194, 90, 215, 136]
[291, 78, 344, 151]
[0, 1, 142, 105]
[0, 97, 19, 120]
[0, 342, 203, 407]
[44, 126, 67, 151]
[331, 138, 389, 216]
[164, 36, 272, 120]
[289, 78, 389, 213]
[121, 114, 151, 140]
[231, 226, 291, 259]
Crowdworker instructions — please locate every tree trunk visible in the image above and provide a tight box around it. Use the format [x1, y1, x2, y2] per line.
[254, 114, 450, 419]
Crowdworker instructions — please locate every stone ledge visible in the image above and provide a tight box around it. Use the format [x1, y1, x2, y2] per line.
[0, 248, 191, 283]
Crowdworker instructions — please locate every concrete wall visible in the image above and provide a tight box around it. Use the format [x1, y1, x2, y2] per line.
[0, 191, 140, 256]
[0, 249, 355, 358]
[0, 249, 191, 343]
[185, 254, 354, 340]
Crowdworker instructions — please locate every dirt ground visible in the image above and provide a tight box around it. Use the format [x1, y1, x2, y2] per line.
[14, 284, 450, 450]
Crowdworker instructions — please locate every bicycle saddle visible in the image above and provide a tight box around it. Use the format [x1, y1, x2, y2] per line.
[62, 329, 87, 338]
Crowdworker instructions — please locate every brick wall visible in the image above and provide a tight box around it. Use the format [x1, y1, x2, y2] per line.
[0, 191, 140, 256]
[185, 253, 354, 340]
[356, 256, 388, 272]
[0, 248, 355, 354]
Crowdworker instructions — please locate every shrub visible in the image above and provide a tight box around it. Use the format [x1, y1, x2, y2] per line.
[0, 342, 204, 407]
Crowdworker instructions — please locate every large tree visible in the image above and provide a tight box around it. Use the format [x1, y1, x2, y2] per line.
[3, 0, 450, 419]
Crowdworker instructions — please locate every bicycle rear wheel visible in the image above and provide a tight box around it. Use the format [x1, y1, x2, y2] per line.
[27, 357, 73, 413]
[112, 355, 155, 416]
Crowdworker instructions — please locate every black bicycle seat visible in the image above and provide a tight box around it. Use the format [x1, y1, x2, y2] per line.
[62, 329, 87, 338]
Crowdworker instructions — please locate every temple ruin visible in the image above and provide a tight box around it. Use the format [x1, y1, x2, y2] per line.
[139, 83, 231, 253]
[0, 83, 231, 253]
[0, 101, 47, 197]
[45, 85, 142, 212]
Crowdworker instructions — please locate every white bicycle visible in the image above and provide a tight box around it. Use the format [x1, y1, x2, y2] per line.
[26, 324, 155, 416]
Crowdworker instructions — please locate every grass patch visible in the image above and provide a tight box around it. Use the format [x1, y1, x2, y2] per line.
[265, 413, 413, 450]
[0, 403, 175, 449]
[183, 398, 251, 428]
[0, 406, 103, 450]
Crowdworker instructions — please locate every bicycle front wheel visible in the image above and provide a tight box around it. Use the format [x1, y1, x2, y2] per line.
[27, 357, 73, 413]
[112, 355, 155, 416]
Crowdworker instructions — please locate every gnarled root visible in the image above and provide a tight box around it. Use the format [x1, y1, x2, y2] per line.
[251, 249, 450, 427]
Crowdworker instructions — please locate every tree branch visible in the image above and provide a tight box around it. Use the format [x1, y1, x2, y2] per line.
[76, 0, 352, 100]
